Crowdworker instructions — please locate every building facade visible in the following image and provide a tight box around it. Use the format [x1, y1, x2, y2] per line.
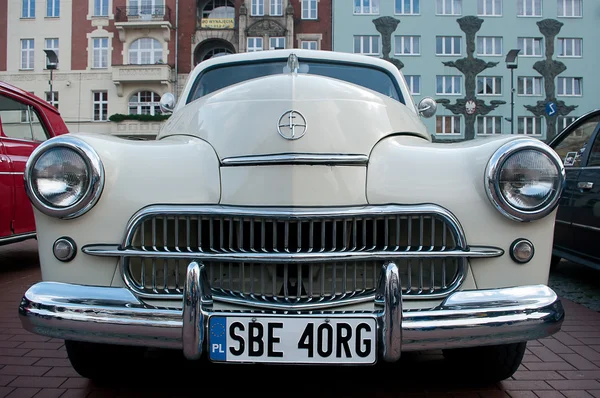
[332, 0, 598, 142]
[0, 0, 332, 139]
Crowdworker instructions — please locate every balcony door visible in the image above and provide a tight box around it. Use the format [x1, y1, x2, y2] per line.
[130, 0, 164, 17]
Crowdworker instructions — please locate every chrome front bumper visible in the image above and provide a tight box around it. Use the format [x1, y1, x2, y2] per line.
[19, 261, 564, 363]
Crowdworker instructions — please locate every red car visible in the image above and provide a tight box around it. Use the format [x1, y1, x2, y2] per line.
[0, 81, 69, 245]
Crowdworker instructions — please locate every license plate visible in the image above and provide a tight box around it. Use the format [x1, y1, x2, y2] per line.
[208, 316, 377, 364]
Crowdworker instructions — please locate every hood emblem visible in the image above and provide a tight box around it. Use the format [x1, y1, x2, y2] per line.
[278, 110, 307, 140]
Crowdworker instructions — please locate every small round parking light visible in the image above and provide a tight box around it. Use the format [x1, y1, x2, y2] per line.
[53, 237, 77, 262]
[510, 239, 534, 264]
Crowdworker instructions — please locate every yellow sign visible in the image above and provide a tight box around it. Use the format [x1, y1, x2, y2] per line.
[201, 18, 235, 29]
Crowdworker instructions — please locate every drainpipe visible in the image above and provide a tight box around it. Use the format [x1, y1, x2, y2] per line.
[174, 0, 179, 101]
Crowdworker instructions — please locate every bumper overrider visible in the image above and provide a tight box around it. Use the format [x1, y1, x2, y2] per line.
[19, 261, 564, 364]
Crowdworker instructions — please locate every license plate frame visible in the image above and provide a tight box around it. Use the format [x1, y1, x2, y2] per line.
[207, 314, 378, 365]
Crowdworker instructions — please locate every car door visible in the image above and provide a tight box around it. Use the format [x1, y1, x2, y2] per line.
[0, 118, 15, 239]
[549, 113, 600, 258]
[568, 124, 600, 266]
[0, 92, 49, 235]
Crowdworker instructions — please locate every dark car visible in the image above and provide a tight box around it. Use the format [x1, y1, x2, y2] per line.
[549, 109, 600, 270]
[0, 81, 69, 246]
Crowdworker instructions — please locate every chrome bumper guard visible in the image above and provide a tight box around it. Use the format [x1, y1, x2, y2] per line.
[19, 261, 564, 363]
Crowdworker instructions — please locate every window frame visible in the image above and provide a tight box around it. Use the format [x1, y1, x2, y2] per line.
[300, 40, 318, 50]
[477, 36, 503, 56]
[92, 91, 108, 121]
[517, 0, 542, 17]
[44, 38, 59, 69]
[354, 0, 379, 15]
[92, 37, 109, 69]
[394, 35, 420, 56]
[404, 75, 421, 95]
[269, 0, 282, 16]
[477, 76, 502, 95]
[517, 37, 543, 57]
[128, 37, 163, 65]
[93, 0, 109, 16]
[436, 0, 462, 15]
[20, 39, 35, 70]
[395, 0, 420, 15]
[436, 75, 462, 95]
[45, 91, 59, 110]
[247, 37, 264, 52]
[477, 115, 503, 135]
[250, 0, 264, 16]
[557, 0, 583, 18]
[301, 0, 318, 19]
[353, 35, 380, 56]
[517, 116, 543, 136]
[22, 0, 35, 18]
[557, 77, 583, 97]
[477, 0, 502, 16]
[436, 115, 461, 135]
[269, 37, 286, 50]
[128, 91, 162, 116]
[436, 36, 462, 56]
[517, 76, 543, 96]
[557, 37, 583, 58]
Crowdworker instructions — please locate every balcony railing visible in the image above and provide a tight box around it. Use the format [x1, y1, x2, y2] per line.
[115, 6, 171, 23]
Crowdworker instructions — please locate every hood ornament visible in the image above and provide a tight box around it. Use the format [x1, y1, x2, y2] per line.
[278, 110, 307, 140]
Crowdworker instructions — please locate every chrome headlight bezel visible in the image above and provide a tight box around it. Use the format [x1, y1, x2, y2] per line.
[24, 135, 105, 220]
[485, 139, 566, 222]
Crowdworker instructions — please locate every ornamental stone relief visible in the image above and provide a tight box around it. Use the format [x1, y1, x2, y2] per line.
[246, 19, 286, 37]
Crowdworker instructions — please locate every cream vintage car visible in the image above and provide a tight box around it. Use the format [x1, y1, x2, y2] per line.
[19, 49, 565, 382]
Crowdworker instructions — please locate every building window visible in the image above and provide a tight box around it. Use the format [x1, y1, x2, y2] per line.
[269, 37, 285, 50]
[436, 36, 461, 56]
[129, 91, 161, 115]
[92, 91, 108, 121]
[201, 0, 235, 20]
[20, 39, 34, 70]
[302, 0, 317, 19]
[129, 38, 163, 64]
[405, 75, 421, 95]
[92, 38, 109, 68]
[46, 0, 60, 17]
[395, 0, 420, 14]
[395, 36, 420, 56]
[22, 0, 35, 18]
[517, 37, 543, 56]
[477, 116, 502, 135]
[44, 38, 59, 67]
[129, 0, 166, 16]
[247, 37, 263, 52]
[518, 116, 542, 135]
[557, 0, 582, 17]
[45, 91, 59, 109]
[270, 0, 282, 15]
[94, 0, 109, 16]
[436, 75, 462, 95]
[558, 38, 582, 57]
[436, 0, 461, 15]
[354, 0, 379, 14]
[354, 36, 380, 55]
[558, 116, 578, 130]
[477, 36, 502, 56]
[436, 116, 461, 135]
[477, 76, 502, 95]
[517, 0, 541, 16]
[250, 0, 264, 16]
[301, 40, 318, 50]
[477, 0, 502, 16]
[557, 77, 582, 96]
[518, 76, 543, 96]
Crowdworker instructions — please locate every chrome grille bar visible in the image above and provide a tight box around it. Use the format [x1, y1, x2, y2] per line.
[82, 205, 504, 307]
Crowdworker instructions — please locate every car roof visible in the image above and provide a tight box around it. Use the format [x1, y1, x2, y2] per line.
[0, 80, 62, 115]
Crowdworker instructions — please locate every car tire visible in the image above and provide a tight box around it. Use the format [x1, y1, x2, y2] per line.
[442, 342, 526, 382]
[550, 255, 561, 270]
[65, 340, 146, 381]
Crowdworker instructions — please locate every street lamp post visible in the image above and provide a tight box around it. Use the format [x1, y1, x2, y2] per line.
[43, 49, 59, 106]
[505, 49, 520, 135]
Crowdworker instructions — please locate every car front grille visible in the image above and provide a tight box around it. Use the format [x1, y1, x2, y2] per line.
[120, 205, 469, 307]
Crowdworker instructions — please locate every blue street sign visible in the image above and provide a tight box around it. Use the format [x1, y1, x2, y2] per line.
[546, 102, 557, 116]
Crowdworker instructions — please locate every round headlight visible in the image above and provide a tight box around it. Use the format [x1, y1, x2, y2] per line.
[486, 139, 565, 222]
[25, 136, 104, 219]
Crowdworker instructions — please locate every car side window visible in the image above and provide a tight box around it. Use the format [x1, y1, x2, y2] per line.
[0, 93, 49, 142]
[552, 115, 600, 168]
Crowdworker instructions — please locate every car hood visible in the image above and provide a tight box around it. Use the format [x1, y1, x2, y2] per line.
[158, 73, 431, 161]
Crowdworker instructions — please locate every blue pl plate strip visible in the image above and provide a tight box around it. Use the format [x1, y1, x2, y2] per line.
[209, 317, 227, 361]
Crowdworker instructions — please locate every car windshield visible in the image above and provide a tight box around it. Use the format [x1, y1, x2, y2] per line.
[186, 59, 404, 104]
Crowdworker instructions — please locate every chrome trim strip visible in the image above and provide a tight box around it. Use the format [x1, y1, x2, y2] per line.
[555, 219, 570, 225]
[182, 262, 209, 360]
[485, 138, 566, 222]
[23, 135, 105, 220]
[83, 244, 503, 262]
[0, 171, 24, 175]
[221, 153, 369, 166]
[572, 222, 600, 233]
[18, 282, 565, 357]
[0, 232, 36, 246]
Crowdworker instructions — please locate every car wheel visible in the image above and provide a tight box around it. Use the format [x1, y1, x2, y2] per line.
[65, 340, 146, 381]
[550, 255, 561, 270]
[442, 342, 526, 382]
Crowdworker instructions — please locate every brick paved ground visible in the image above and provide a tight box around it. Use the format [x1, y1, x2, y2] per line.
[2, 240, 600, 397]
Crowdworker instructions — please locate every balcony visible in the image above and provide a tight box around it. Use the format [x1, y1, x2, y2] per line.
[112, 64, 172, 97]
[115, 6, 172, 42]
